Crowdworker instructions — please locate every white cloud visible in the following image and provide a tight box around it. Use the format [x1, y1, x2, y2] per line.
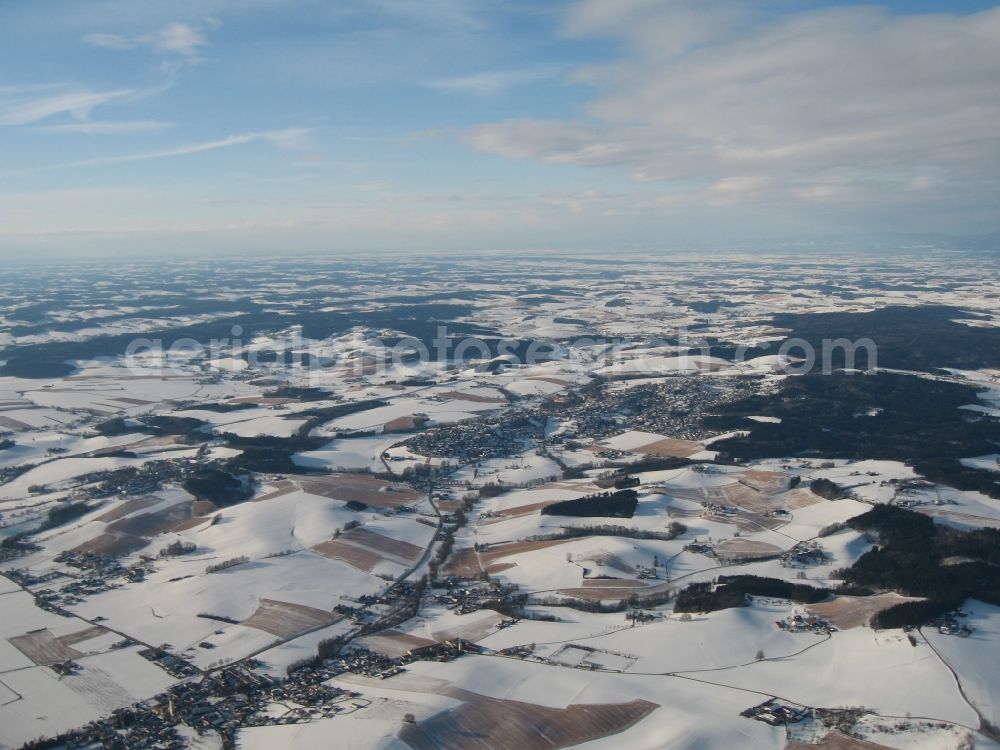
[143, 21, 209, 58]
[262, 128, 314, 151]
[81, 32, 136, 51]
[465, 2, 1000, 224]
[53, 128, 313, 168]
[562, 0, 746, 58]
[427, 66, 564, 95]
[708, 175, 771, 199]
[84, 21, 211, 62]
[0, 88, 137, 126]
[33, 119, 175, 135]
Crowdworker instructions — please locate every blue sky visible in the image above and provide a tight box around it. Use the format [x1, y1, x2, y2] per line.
[1, 0, 998, 256]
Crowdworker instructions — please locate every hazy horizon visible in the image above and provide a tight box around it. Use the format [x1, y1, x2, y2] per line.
[2, 0, 999, 257]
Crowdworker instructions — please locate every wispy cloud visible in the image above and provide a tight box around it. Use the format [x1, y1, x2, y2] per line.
[427, 66, 565, 96]
[466, 2, 1000, 215]
[33, 119, 176, 135]
[0, 88, 137, 126]
[84, 21, 215, 62]
[82, 33, 136, 51]
[53, 128, 313, 169]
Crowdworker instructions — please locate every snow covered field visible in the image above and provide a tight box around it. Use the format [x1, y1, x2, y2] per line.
[1, 254, 999, 748]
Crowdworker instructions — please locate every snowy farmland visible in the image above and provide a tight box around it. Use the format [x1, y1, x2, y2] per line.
[1, 254, 999, 749]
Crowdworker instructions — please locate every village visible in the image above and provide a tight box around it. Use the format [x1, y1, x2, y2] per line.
[29, 639, 483, 750]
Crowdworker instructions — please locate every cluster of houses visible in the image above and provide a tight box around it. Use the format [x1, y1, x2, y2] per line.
[138, 646, 199, 679]
[78, 459, 194, 500]
[591, 448, 631, 460]
[498, 643, 535, 658]
[43, 707, 185, 750]
[404, 412, 546, 461]
[54, 564, 144, 601]
[0, 464, 25, 482]
[431, 578, 521, 615]
[636, 565, 660, 580]
[776, 610, 835, 634]
[936, 609, 974, 637]
[626, 609, 659, 623]
[356, 580, 417, 608]
[157, 660, 362, 740]
[313, 638, 482, 684]
[329, 580, 430, 639]
[684, 541, 716, 556]
[6, 566, 62, 587]
[546, 376, 753, 444]
[11, 550, 154, 615]
[398, 369, 754, 472]
[780, 541, 829, 568]
[328, 647, 407, 680]
[0, 534, 41, 562]
[50, 659, 82, 676]
[31, 657, 372, 750]
[334, 602, 375, 625]
[742, 700, 810, 726]
[703, 503, 739, 518]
